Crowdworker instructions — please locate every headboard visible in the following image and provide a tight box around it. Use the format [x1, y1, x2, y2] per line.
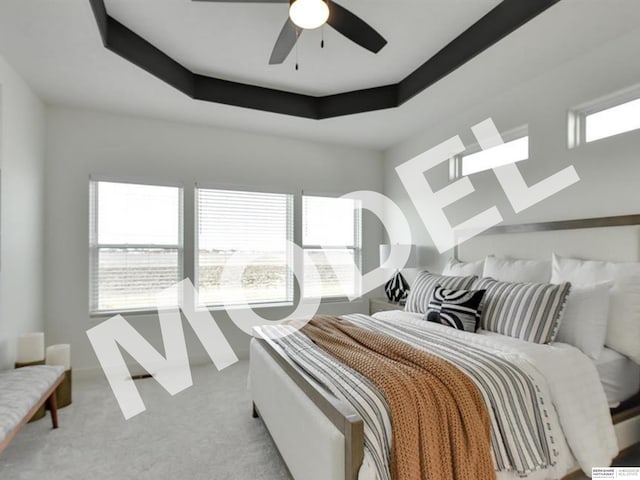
[456, 214, 640, 263]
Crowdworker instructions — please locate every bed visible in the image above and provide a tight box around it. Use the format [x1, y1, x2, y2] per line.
[249, 213, 640, 480]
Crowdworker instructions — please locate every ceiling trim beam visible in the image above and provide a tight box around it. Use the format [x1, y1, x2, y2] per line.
[88, 0, 562, 119]
[193, 75, 318, 118]
[107, 16, 195, 97]
[399, 0, 562, 104]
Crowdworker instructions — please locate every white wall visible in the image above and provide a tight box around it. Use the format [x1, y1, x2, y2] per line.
[384, 25, 640, 277]
[0, 54, 46, 369]
[44, 107, 384, 372]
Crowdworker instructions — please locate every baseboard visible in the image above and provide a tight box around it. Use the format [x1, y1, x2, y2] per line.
[72, 358, 223, 381]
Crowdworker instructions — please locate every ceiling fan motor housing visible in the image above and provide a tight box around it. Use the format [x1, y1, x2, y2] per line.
[289, 0, 330, 30]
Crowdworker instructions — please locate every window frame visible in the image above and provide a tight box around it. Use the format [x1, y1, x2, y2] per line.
[569, 85, 640, 148]
[89, 178, 184, 316]
[194, 183, 295, 309]
[89, 180, 365, 317]
[301, 193, 363, 302]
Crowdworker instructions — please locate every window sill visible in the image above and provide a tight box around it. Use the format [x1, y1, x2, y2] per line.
[90, 308, 169, 318]
[90, 301, 298, 318]
[302, 296, 361, 304]
[199, 301, 295, 312]
[90, 297, 365, 319]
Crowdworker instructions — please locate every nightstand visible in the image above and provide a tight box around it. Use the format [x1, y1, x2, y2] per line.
[369, 297, 404, 315]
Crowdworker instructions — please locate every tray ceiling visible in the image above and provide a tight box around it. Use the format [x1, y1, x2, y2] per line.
[1, 0, 639, 146]
[92, 0, 560, 118]
[104, 0, 502, 96]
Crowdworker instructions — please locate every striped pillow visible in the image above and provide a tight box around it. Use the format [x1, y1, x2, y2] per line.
[405, 272, 477, 314]
[476, 278, 571, 344]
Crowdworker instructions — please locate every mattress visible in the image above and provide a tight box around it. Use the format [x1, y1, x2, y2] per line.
[595, 347, 640, 408]
[373, 311, 640, 408]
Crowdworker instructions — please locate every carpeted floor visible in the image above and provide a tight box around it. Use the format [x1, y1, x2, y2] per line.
[1, 360, 639, 480]
[0, 361, 292, 480]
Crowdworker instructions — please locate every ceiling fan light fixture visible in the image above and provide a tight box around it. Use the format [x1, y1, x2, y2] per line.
[289, 0, 329, 30]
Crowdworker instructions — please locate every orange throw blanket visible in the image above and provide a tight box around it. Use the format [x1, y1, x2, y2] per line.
[301, 315, 496, 480]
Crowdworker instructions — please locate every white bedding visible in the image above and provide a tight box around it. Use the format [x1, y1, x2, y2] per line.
[253, 311, 619, 480]
[370, 310, 618, 479]
[375, 312, 640, 407]
[594, 347, 640, 408]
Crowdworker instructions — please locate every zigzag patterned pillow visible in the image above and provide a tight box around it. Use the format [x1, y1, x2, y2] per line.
[426, 286, 486, 332]
[404, 272, 477, 314]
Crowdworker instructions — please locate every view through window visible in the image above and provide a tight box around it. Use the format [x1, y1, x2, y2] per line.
[89, 181, 182, 313]
[585, 97, 640, 143]
[303, 195, 361, 299]
[196, 188, 293, 307]
[91, 184, 363, 312]
[460, 136, 529, 176]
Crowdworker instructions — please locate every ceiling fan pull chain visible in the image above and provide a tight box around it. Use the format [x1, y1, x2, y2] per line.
[321, 25, 325, 49]
[294, 27, 300, 71]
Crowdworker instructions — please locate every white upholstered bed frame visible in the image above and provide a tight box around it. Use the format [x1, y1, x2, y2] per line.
[250, 214, 640, 480]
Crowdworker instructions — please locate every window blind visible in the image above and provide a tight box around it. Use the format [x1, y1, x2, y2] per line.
[302, 195, 361, 299]
[196, 188, 293, 307]
[89, 181, 182, 313]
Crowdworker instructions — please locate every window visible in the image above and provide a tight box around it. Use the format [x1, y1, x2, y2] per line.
[196, 188, 293, 307]
[455, 136, 529, 178]
[570, 88, 640, 146]
[89, 181, 182, 313]
[586, 98, 640, 142]
[302, 195, 361, 299]
[90, 184, 363, 312]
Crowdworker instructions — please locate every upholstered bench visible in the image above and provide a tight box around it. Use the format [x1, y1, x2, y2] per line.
[0, 365, 65, 453]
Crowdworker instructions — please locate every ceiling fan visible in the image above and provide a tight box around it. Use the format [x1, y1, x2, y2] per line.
[192, 0, 388, 65]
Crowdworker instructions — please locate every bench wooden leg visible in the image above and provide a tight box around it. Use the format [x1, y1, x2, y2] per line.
[46, 392, 59, 429]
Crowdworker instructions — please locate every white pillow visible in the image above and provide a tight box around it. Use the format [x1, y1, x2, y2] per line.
[442, 258, 484, 277]
[551, 253, 640, 363]
[555, 282, 613, 360]
[483, 255, 551, 283]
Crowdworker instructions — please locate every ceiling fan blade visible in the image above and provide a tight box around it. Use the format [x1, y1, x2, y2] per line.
[269, 18, 299, 64]
[327, 1, 387, 54]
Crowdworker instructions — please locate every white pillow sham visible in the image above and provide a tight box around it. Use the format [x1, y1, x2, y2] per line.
[555, 281, 613, 360]
[483, 255, 551, 284]
[442, 258, 484, 277]
[551, 253, 640, 363]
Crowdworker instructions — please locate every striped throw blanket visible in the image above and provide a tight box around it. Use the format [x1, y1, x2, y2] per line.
[302, 315, 495, 480]
[257, 313, 559, 480]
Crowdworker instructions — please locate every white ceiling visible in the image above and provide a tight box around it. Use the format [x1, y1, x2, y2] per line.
[0, 0, 639, 150]
[104, 0, 500, 95]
